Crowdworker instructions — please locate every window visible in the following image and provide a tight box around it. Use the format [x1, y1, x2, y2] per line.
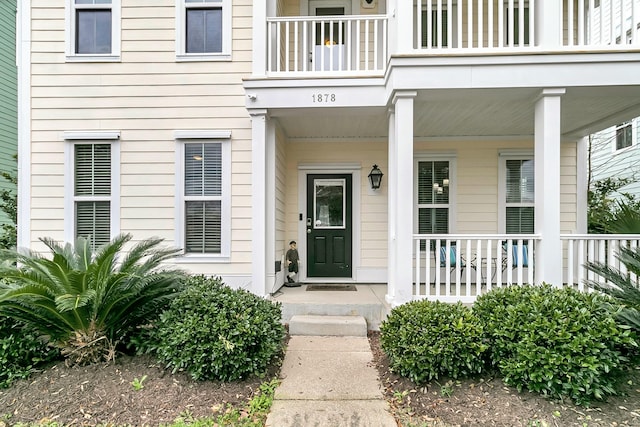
[615, 122, 633, 151]
[503, 158, 534, 234]
[67, 0, 121, 59]
[417, 160, 451, 238]
[177, 0, 232, 60]
[176, 136, 230, 259]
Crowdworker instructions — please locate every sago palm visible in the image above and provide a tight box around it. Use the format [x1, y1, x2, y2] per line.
[584, 245, 640, 332]
[0, 234, 186, 365]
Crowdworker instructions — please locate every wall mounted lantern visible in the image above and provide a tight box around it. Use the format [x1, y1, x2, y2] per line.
[368, 164, 384, 190]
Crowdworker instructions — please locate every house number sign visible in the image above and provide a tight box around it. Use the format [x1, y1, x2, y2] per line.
[312, 93, 336, 103]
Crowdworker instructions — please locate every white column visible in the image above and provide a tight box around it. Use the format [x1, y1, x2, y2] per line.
[394, 0, 414, 53]
[265, 118, 277, 294]
[252, 0, 268, 76]
[534, 89, 565, 286]
[386, 106, 396, 303]
[535, 0, 563, 48]
[17, 0, 31, 250]
[390, 91, 417, 305]
[251, 109, 271, 296]
[576, 136, 589, 234]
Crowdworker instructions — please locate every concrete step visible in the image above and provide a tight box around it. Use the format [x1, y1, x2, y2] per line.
[288, 315, 367, 336]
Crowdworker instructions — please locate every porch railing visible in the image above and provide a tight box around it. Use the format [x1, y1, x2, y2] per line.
[413, 233, 640, 303]
[266, 15, 388, 75]
[561, 234, 640, 291]
[413, 234, 538, 303]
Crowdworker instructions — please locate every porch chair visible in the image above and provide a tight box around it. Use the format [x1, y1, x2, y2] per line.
[438, 246, 475, 276]
[502, 243, 529, 269]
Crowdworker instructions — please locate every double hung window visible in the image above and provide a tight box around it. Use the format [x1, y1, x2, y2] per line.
[178, 0, 231, 60]
[503, 158, 534, 234]
[68, 141, 119, 249]
[615, 122, 634, 151]
[67, 0, 120, 59]
[176, 137, 230, 259]
[417, 160, 451, 237]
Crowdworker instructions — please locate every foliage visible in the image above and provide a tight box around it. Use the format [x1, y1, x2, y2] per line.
[584, 245, 640, 332]
[380, 300, 487, 383]
[0, 234, 186, 366]
[474, 285, 636, 406]
[588, 177, 640, 234]
[145, 276, 285, 382]
[0, 313, 59, 388]
[0, 154, 17, 250]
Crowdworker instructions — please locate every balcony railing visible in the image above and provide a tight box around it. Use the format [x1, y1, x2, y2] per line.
[266, 15, 387, 76]
[265, 1, 639, 76]
[415, 0, 640, 51]
[413, 233, 640, 303]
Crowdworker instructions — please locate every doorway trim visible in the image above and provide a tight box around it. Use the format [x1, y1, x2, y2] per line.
[301, 0, 358, 16]
[298, 163, 361, 283]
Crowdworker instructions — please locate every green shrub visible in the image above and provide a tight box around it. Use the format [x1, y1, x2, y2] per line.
[0, 234, 186, 366]
[147, 276, 285, 381]
[474, 284, 637, 406]
[0, 315, 59, 388]
[380, 300, 486, 383]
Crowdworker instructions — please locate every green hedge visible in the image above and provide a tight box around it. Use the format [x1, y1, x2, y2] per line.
[146, 276, 285, 381]
[474, 284, 637, 406]
[380, 300, 486, 383]
[0, 316, 59, 388]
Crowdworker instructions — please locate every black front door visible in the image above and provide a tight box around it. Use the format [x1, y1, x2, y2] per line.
[306, 174, 352, 278]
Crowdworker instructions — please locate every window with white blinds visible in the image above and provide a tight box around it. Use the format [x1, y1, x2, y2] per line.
[74, 144, 111, 248]
[184, 143, 222, 254]
[417, 160, 450, 236]
[505, 158, 534, 234]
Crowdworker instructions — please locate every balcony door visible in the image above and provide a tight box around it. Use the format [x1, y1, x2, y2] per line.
[309, 0, 351, 71]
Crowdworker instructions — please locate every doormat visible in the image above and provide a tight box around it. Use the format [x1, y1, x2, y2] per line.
[306, 284, 357, 291]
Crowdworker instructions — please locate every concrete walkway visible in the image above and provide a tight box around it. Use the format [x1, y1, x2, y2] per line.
[265, 336, 397, 427]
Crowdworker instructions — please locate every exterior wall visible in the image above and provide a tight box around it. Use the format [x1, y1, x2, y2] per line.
[29, 0, 254, 282]
[282, 137, 579, 279]
[0, 0, 17, 227]
[275, 123, 287, 267]
[590, 118, 640, 199]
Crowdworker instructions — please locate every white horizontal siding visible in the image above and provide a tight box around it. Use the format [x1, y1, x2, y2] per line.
[29, 0, 254, 277]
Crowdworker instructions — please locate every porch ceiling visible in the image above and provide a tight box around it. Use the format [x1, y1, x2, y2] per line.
[273, 86, 640, 141]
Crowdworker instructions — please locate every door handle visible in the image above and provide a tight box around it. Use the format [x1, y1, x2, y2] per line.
[307, 229, 311, 234]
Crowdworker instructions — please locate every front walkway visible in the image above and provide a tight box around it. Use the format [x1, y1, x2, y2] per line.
[265, 335, 396, 427]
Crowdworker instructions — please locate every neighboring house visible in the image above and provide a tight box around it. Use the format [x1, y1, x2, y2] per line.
[0, 0, 17, 227]
[16, 0, 640, 305]
[590, 118, 640, 199]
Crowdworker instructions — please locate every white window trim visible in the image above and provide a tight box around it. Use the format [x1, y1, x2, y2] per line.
[64, 138, 121, 245]
[612, 121, 636, 153]
[65, 0, 121, 62]
[498, 150, 534, 234]
[174, 136, 231, 262]
[175, 0, 232, 62]
[413, 154, 457, 235]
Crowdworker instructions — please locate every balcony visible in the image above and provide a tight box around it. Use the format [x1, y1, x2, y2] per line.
[266, 15, 388, 76]
[265, 0, 640, 77]
[412, 234, 640, 303]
